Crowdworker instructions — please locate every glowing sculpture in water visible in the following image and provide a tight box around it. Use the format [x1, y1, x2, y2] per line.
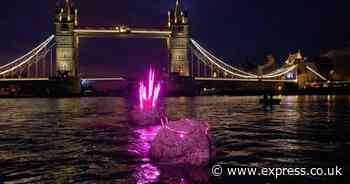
[151, 118, 214, 166]
[137, 68, 214, 167]
[139, 68, 161, 110]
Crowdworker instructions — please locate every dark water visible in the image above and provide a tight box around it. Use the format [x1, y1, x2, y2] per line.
[0, 96, 350, 183]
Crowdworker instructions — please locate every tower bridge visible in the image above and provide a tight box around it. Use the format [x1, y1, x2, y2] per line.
[0, 0, 329, 96]
[55, 0, 190, 80]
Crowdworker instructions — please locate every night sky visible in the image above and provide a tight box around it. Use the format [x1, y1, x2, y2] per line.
[0, 0, 349, 77]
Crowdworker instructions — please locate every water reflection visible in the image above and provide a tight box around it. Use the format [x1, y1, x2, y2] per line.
[129, 126, 161, 183]
[134, 163, 160, 184]
[129, 126, 161, 157]
[0, 96, 349, 183]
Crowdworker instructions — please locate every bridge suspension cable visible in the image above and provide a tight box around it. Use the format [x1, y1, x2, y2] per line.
[0, 35, 55, 76]
[0, 35, 55, 71]
[190, 39, 258, 78]
[190, 39, 301, 80]
[306, 66, 327, 81]
[261, 66, 289, 77]
[260, 65, 297, 79]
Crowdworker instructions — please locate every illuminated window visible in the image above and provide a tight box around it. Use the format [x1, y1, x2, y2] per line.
[176, 55, 184, 61]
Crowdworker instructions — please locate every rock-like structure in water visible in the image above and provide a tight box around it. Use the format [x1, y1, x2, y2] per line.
[150, 119, 214, 166]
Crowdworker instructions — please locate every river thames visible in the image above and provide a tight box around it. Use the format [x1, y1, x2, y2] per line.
[0, 96, 349, 183]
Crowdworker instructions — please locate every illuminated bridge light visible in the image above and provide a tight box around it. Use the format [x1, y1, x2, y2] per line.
[73, 28, 171, 36]
[130, 30, 172, 34]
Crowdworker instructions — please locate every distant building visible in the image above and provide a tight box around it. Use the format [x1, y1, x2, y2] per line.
[257, 54, 277, 75]
[319, 48, 350, 81]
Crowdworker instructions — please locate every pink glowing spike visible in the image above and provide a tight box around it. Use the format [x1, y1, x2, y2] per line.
[152, 83, 160, 107]
[148, 69, 154, 99]
[139, 68, 161, 110]
[139, 81, 144, 110]
[142, 82, 147, 100]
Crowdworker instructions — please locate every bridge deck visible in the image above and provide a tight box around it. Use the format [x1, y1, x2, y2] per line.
[0, 78, 125, 82]
[0, 77, 297, 83]
[74, 27, 171, 39]
[0, 78, 49, 81]
[195, 77, 298, 83]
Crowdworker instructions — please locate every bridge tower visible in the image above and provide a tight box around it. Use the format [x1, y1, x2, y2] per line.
[168, 0, 190, 76]
[294, 51, 307, 89]
[54, 0, 80, 95]
[285, 51, 307, 89]
[54, 0, 79, 78]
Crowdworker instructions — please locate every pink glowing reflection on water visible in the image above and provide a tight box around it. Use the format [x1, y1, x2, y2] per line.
[139, 68, 161, 110]
[128, 126, 161, 157]
[134, 163, 160, 184]
[128, 125, 162, 184]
